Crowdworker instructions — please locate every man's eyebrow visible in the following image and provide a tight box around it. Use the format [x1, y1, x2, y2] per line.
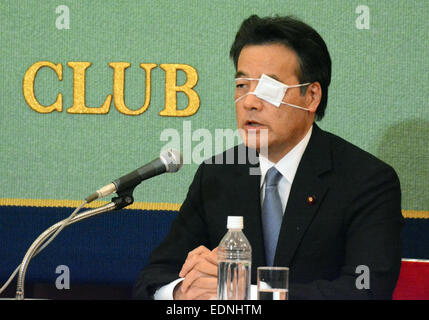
[266, 74, 281, 82]
[234, 71, 282, 82]
[235, 71, 247, 78]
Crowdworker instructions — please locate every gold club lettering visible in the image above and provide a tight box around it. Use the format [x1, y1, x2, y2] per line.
[23, 61, 200, 117]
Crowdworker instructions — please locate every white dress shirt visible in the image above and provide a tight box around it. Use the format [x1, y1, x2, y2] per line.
[259, 125, 313, 213]
[154, 126, 313, 300]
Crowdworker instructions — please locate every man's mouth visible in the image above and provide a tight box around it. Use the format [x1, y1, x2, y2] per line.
[245, 120, 265, 128]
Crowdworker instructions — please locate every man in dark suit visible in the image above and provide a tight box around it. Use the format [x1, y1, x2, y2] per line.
[133, 15, 403, 300]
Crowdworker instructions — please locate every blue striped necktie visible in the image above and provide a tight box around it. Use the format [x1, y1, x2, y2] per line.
[262, 167, 283, 266]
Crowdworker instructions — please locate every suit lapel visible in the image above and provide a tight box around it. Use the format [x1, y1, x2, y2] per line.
[274, 124, 332, 267]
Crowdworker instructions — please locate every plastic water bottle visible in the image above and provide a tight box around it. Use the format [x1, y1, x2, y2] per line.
[217, 216, 252, 300]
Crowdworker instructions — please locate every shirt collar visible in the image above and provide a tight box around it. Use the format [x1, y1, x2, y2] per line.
[259, 125, 313, 187]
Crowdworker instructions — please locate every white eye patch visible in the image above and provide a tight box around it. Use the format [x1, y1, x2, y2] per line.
[253, 74, 288, 107]
[235, 74, 310, 109]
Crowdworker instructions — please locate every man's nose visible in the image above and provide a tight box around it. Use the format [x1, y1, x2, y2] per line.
[242, 92, 264, 111]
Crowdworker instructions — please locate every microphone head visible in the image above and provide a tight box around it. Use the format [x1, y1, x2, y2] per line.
[160, 149, 183, 172]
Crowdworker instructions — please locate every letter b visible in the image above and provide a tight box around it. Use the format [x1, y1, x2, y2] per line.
[159, 64, 200, 117]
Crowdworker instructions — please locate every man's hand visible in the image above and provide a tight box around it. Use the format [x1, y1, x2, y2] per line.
[173, 246, 218, 300]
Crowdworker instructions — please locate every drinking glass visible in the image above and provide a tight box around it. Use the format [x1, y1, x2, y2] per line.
[257, 267, 289, 300]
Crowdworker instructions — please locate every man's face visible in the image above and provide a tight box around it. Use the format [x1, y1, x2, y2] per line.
[235, 44, 314, 162]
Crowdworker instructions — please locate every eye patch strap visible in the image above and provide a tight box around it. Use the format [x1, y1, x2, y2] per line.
[234, 92, 309, 112]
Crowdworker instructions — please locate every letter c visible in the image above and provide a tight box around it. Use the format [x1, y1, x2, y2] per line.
[23, 61, 63, 113]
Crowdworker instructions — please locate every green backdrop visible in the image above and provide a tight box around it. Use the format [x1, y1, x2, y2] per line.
[1, 0, 428, 212]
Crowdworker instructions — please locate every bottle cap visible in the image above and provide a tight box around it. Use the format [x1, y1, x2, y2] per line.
[227, 216, 243, 229]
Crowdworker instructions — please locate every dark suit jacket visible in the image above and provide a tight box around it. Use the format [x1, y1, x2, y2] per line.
[133, 124, 403, 299]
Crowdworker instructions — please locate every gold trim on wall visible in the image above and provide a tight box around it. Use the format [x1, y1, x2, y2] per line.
[0, 198, 428, 218]
[0, 198, 181, 212]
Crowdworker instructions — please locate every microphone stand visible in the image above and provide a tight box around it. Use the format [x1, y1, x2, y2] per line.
[15, 190, 134, 300]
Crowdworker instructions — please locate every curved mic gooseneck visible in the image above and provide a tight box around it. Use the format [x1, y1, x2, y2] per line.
[15, 201, 117, 300]
[13, 149, 182, 300]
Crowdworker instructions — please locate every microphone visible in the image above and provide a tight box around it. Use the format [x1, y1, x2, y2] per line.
[85, 149, 182, 203]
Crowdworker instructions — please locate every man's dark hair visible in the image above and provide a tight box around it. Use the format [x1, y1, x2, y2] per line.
[230, 15, 331, 121]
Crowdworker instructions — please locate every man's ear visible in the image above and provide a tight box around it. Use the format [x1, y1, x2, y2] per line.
[305, 82, 322, 114]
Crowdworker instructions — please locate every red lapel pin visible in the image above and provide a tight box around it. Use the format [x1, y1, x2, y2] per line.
[307, 195, 316, 205]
